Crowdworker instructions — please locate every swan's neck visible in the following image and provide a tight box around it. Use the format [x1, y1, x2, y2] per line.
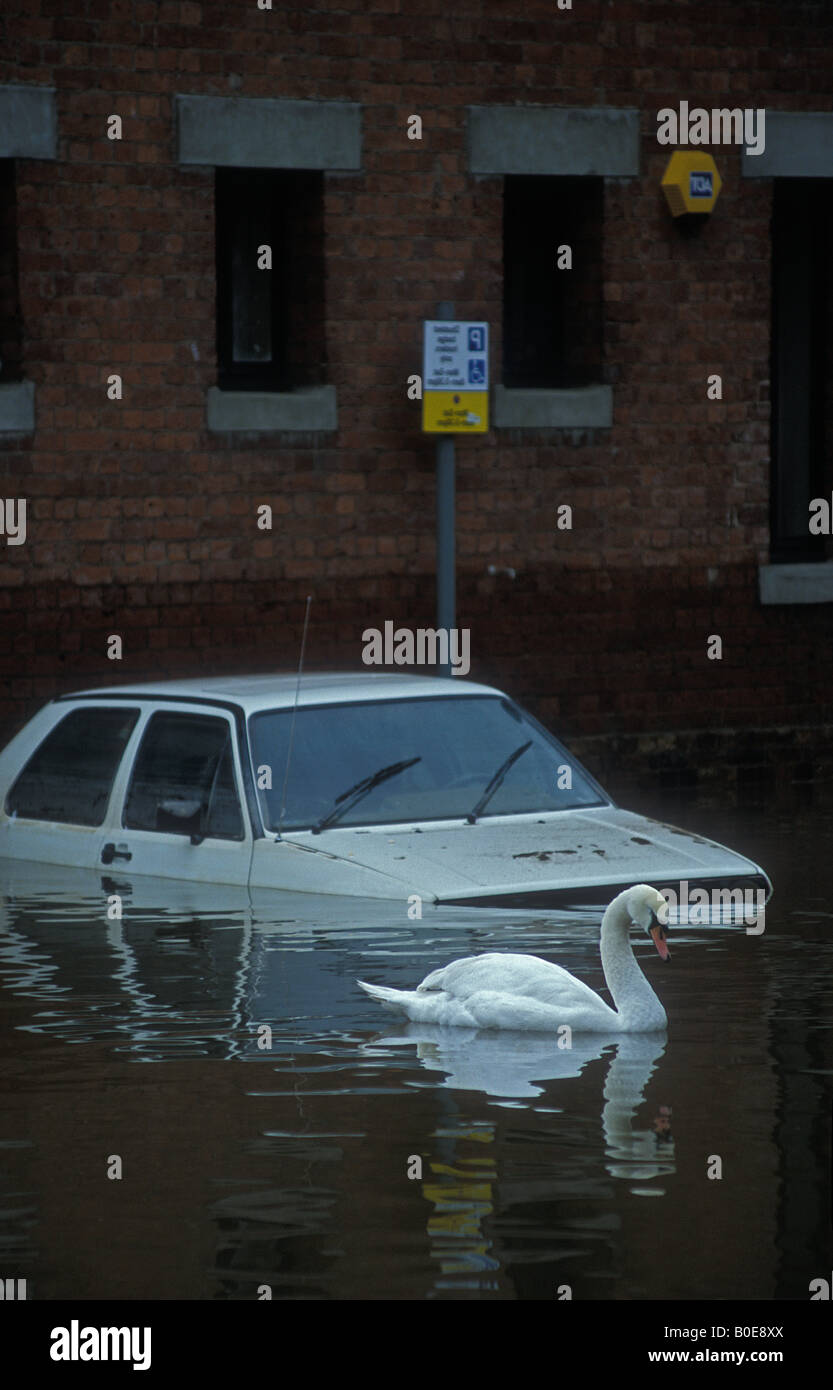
[600, 897, 667, 1030]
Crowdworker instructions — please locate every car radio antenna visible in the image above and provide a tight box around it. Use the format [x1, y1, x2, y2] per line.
[277, 594, 312, 840]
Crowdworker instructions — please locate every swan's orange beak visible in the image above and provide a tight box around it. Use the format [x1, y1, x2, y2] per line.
[650, 923, 671, 960]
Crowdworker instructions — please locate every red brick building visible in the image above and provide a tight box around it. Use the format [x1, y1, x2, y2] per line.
[1, 0, 832, 803]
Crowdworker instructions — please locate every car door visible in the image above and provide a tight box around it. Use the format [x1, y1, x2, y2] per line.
[98, 705, 253, 886]
[0, 702, 142, 870]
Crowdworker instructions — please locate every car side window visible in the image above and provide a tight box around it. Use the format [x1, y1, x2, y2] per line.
[123, 712, 244, 841]
[6, 706, 140, 826]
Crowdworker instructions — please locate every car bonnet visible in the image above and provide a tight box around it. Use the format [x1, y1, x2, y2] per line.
[281, 806, 767, 903]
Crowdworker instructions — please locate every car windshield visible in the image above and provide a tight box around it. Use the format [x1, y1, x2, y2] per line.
[249, 695, 606, 831]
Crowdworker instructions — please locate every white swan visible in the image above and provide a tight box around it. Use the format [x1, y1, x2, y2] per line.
[358, 884, 671, 1033]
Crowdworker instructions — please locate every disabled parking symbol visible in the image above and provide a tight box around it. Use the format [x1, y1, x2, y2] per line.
[468, 358, 486, 385]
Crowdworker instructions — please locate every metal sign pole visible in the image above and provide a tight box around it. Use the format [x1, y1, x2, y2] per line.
[435, 299, 455, 677]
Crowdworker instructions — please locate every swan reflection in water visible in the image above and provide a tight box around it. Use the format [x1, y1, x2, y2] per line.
[370, 1027, 675, 1184]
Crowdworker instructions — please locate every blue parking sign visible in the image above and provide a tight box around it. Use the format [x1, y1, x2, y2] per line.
[467, 327, 485, 352]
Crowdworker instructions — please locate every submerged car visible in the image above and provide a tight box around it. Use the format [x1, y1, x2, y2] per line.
[0, 673, 771, 907]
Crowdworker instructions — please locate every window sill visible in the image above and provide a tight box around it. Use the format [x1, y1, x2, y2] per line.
[758, 561, 833, 605]
[206, 385, 337, 433]
[493, 384, 612, 429]
[0, 380, 35, 433]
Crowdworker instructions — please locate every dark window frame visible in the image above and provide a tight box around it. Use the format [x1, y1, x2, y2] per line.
[0, 158, 23, 385]
[53, 692, 265, 838]
[123, 710, 246, 842]
[503, 174, 604, 390]
[770, 178, 833, 562]
[5, 706, 140, 826]
[215, 166, 325, 393]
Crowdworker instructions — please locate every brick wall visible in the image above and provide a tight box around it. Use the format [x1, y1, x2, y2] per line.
[1, 0, 832, 788]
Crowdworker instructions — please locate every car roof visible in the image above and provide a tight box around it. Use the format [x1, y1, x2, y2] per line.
[57, 671, 505, 716]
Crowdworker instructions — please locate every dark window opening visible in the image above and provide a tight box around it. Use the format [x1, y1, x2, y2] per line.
[770, 179, 833, 562]
[503, 175, 603, 389]
[6, 707, 140, 825]
[124, 712, 244, 841]
[215, 167, 325, 392]
[0, 160, 23, 385]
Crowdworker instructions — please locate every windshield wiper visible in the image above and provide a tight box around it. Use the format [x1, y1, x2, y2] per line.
[310, 756, 422, 834]
[466, 740, 532, 824]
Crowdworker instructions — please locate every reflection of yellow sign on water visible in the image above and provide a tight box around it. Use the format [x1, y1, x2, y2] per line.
[422, 390, 489, 433]
[661, 151, 722, 217]
[422, 320, 489, 433]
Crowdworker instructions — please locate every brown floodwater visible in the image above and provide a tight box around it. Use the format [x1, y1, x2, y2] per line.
[0, 795, 831, 1301]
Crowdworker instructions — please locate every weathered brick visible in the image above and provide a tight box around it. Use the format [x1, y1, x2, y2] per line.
[0, 0, 830, 778]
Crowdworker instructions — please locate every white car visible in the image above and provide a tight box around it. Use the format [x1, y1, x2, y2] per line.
[0, 673, 771, 908]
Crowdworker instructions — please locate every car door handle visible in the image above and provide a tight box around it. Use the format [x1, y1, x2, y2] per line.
[101, 842, 132, 864]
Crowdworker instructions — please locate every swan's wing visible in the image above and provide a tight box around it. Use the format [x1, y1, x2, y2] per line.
[417, 955, 484, 992]
[463, 989, 617, 1033]
[417, 952, 613, 1015]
